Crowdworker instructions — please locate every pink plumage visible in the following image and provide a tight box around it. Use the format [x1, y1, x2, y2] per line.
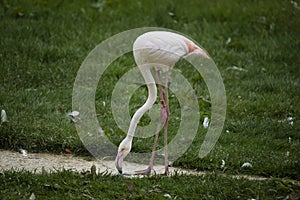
[115, 31, 209, 175]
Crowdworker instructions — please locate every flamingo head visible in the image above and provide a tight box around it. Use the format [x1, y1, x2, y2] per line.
[115, 137, 132, 174]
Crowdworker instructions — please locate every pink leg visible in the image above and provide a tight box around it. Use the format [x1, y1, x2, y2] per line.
[134, 107, 165, 175]
[163, 71, 169, 175]
[135, 70, 166, 175]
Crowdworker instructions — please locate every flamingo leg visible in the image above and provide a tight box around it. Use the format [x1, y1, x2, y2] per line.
[134, 103, 165, 175]
[135, 69, 167, 175]
[163, 71, 169, 175]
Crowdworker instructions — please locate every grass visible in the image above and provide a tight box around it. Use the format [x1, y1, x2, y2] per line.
[0, 0, 300, 198]
[1, 169, 300, 200]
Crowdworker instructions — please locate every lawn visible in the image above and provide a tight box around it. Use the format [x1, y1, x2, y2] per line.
[1, 0, 300, 199]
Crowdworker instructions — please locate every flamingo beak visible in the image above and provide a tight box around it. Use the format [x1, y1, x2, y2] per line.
[115, 151, 124, 174]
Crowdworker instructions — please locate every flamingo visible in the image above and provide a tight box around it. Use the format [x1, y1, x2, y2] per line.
[115, 31, 209, 175]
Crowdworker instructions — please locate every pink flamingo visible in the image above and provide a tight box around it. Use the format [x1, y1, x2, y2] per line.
[115, 31, 209, 175]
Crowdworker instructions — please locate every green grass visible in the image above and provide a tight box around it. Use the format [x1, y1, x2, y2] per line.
[1, 169, 300, 199]
[0, 0, 300, 198]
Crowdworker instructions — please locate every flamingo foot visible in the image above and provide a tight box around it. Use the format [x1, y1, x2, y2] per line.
[134, 166, 152, 175]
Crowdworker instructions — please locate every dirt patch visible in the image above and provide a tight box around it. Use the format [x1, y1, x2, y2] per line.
[0, 150, 114, 174]
[0, 149, 267, 181]
[0, 149, 200, 176]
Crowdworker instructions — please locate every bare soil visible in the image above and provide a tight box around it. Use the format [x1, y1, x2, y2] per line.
[0, 149, 267, 181]
[0, 149, 203, 176]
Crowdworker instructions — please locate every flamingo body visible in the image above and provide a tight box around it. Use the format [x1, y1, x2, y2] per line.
[115, 31, 209, 175]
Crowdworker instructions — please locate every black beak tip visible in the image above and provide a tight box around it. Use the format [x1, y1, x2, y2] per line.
[117, 168, 122, 174]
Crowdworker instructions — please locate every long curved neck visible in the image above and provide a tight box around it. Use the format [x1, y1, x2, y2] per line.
[126, 66, 157, 140]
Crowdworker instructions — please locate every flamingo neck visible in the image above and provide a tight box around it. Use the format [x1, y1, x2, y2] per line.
[126, 66, 157, 140]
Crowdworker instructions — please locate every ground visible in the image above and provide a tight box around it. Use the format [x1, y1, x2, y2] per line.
[0, 0, 300, 199]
